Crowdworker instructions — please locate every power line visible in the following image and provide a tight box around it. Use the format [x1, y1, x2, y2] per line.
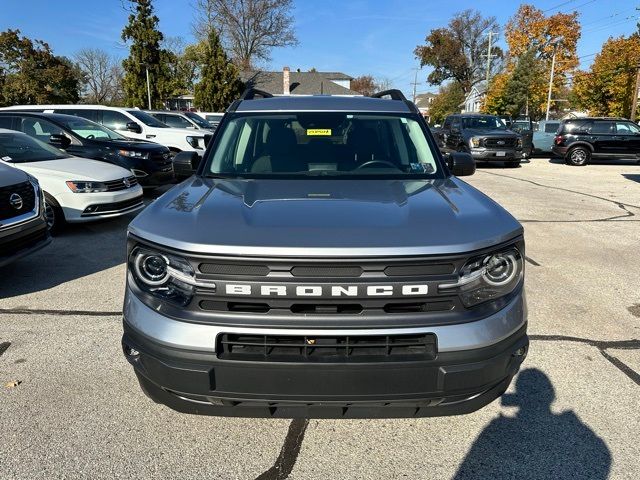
[581, 7, 638, 27]
[582, 15, 639, 34]
[544, 0, 596, 13]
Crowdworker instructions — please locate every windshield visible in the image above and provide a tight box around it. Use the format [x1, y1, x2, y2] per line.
[512, 121, 531, 131]
[0, 132, 69, 163]
[204, 113, 442, 178]
[462, 116, 506, 130]
[127, 110, 169, 128]
[58, 117, 126, 140]
[184, 111, 213, 128]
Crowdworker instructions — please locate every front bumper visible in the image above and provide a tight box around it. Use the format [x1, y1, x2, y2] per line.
[60, 187, 145, 222]
[0, 216, 50, 267]
[469, 149, 522, 161]
[122, 288, 528, 418]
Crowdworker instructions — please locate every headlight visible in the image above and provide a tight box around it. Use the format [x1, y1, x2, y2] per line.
[470, 137, 482, 148]
[129, 246, 215, 306]
[65, 181, 108, 193]
[186, 136, 203, 149]
[118, 149, 149, 159]
[439, 246, 523, 307]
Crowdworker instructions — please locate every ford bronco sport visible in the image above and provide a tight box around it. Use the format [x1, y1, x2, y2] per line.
[122, 90, 528, 418]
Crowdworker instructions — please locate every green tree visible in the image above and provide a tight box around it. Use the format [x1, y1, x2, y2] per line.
[0, 29, 82, 106]
[121, 0, 171, 108]
[415, 10, 503, 94]
[429, 82, 465, 124]
[193, 29, 243, 112]
[484, 49, 546, 118]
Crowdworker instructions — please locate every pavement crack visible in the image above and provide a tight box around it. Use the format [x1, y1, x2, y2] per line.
[530, 334, 640, 386]
[0, 308, 120, 317]
[256, 418, 309, 480]
[0, 341, 10, 357]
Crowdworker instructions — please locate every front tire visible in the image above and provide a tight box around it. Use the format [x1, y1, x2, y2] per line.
[43, 192, 65, 235]
[566, 146, 590, 166]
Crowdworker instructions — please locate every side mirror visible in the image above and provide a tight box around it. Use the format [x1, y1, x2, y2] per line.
[447, 152, 475, 176]
[203, 133, 213, 147]
[172, 151, 201, 180]
[126, 122, 142, 134]
[49, 134, 71, 149]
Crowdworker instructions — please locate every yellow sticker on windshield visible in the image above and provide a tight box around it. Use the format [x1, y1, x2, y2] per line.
[307, 129, 332, 136]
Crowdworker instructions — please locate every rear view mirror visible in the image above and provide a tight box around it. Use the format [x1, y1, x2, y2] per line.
[126, 122, 142, 134]
[49, 134, 71, 149]
[447, 152, 475, 176]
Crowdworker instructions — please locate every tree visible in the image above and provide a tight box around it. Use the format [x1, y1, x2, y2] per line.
[193, 29, 243, 112]
[121, 0, 172, 108]
[161, 36, 200, 98]
[0, 29, 83, 106]
[75, 48, 124, 104]
[415, 10, 503, 94]
[429, 82, 465, 124]
[193, 0, 297, 69]
[573, 35, 640, 118]
[351, 75, 377, 96]
[484, 49, 547, 118]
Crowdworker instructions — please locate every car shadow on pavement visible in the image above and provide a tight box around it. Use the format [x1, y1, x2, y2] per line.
[549, 157, 640, 166]
[622, 174, 640, 184]
[453, 368, 611, 480]
[0, 213, 134, 300]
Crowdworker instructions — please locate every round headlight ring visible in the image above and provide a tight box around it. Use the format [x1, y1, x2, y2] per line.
[134, 252, 170, 286]
[483, 252, 519, 286]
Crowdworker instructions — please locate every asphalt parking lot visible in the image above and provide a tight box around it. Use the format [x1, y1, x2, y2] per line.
[1, 158, 639, 479]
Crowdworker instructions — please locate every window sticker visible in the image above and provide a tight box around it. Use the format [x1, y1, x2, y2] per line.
[410, 163, 434, 173]
[1, 156, 11, 161]
[306, 129, 332, 136]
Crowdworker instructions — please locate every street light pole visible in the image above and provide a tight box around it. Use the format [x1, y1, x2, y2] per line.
[545, 44, 558, 121]
[630, 63, 640, 122]
[145, 66, 152, 110]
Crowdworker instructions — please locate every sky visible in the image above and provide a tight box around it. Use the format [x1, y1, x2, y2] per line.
[1, 0, 639, 97]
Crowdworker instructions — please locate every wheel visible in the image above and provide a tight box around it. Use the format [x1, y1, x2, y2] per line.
[506, 161, 520, 168]
[566, 146, 590, 166]
[43, 192, 65, 235]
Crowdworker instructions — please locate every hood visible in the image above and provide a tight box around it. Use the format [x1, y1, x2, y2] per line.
[91, 137, 169, 152]
[465, 128, 519, 137]
[157, 127, 206, 137]
[129, 177, 522, 257]
[14, 156, 134, 181]
[0, 161, 31, 187]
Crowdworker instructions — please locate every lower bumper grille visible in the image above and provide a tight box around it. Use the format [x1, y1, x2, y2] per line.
[82, 196, 144, 216]
[216, 333, 437, 363]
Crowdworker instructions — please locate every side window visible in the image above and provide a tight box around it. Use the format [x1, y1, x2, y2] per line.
[616, 122, 640, 134]
[451, 118, 461, 131]
[163, 115, 192, 129]
[443, 117, 452, 129]
[0, 116, 16, 130]
[20, 118, 63, 141]
[544, 123, 559, 133]
[102, 110, 130, 131]
[589, 121, 614, 134]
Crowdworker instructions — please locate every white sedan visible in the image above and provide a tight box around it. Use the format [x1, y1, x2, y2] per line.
[0, 129, 144, 233]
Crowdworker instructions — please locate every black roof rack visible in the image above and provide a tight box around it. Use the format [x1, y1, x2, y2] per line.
[371, 89, 408, 101]
[239, 88, 274, 100]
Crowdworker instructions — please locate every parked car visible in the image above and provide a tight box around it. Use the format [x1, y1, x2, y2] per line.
[0, 105, 208, 156]
[122, 90, 528, 418]
[552, 117, 640, 166]
[0, 112, 174, 188]
[511, 118, 534, 158]
[195, 112, 224, 129]
[0, 161, 50, 267]
[146, 110, 215, 132]
[0, 129, 144, 233]
[532, 120, 561, 155]
[439, 113, 523, 167]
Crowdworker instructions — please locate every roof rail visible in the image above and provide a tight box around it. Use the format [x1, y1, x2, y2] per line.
[371, 89, 408, 101]
[239, 88, 274, 100]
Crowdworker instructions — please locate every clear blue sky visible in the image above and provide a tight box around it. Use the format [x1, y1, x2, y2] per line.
[1, 0, 638, 95]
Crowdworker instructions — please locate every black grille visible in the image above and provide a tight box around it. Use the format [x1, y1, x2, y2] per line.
[82, 196, 143, 215]
[149, 151, 172, 167]
[0, 182, 36, 221]
[199, 263, 269, 276]
[104, 176, 138, 192]
[291, 266, 363, 277]
[484, 137, 517, 148]
[216, 333, 437, 362]
[385, 264, 454, 276]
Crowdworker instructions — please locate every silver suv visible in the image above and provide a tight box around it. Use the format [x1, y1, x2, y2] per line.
[122, 90, 528, 418]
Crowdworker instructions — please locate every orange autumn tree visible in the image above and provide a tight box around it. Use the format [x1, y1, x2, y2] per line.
[572, 35, 640, 118]
[484, 4, 580, 119]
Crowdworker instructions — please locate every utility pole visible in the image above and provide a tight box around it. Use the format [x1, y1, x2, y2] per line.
[411, 67, 421, 103]
[486, 31, 495, 84]
[545, 43, 559, 121]
[631, 63, 640, 122]
[145, 67, 152, 110]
